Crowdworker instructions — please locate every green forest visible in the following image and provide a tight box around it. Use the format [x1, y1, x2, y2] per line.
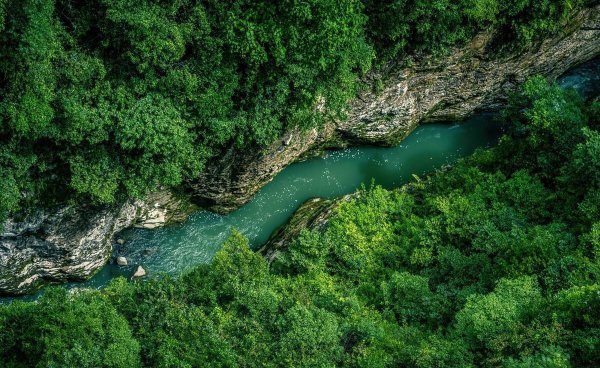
[1, 76, 599, 366]
[2, 0, 599, 367]
[0, 0, 583, 221]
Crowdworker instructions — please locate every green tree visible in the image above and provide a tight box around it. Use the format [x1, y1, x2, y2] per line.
[274, 303, 342, 367]
[381, 271, 446, 327]
[0, 288, 140, 367]
[454, 277, 542, 364]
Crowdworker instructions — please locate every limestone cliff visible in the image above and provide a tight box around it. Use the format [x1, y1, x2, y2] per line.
[0, 190, 195, 295]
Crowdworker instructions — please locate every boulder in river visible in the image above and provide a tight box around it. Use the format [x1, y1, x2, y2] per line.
[116, 256, 128, 266]
[116, 238, 125, 245]
[132, 265, 146, 278]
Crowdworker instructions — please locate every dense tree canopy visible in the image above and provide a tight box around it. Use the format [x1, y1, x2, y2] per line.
[0, 0, 373, 217]
[1, 77, 598, 366]
[362, 0, 583, 62]
[0, 0, 596, 363]
[0, 0, 586, 223]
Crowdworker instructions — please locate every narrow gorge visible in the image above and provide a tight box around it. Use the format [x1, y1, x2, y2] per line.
[1, 5, 599, 296]
[3, 1, 600, 366]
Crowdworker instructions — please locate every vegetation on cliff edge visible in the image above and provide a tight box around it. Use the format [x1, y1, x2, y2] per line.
[0, 0, 584, 222]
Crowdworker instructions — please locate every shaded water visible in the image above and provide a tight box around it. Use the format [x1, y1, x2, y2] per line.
[2, 58, 597, 302]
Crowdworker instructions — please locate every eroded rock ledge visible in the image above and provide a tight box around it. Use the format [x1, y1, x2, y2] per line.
[0, 190, 196, 295]
[258, 197, 341, 263]
[190, 5, 600, 214]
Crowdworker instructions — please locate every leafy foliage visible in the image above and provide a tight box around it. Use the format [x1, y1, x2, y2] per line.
[363, 0, 583, 63]
[0, 288, 140, 367]
[0, 0, 373, 220]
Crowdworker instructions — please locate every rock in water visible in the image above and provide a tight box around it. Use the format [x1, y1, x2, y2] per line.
[116, 238, 125, 245]
[132, 265, 146, 278]
[143, 248, 157, 256]
[116, 256, 128, 266]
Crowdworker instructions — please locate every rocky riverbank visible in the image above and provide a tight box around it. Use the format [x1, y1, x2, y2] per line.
[258, 197, 341, 263]
[191, 5, 600, 213]
[0, 190, 196, 295]
[1, 5, 599, 295]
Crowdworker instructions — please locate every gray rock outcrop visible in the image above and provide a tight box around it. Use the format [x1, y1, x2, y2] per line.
[0, 190, 195, 295]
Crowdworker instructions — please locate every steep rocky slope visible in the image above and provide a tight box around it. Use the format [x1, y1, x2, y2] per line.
[191, 5, 600, 213]
[0, 191, 195, 294]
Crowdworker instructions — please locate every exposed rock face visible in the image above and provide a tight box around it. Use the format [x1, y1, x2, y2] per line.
[191, 5, 600, 214]
[0, 205, 132, 295]
[258, 197, 347, 263]
[189, 125, 337, 213]
[135, 190, 197, 228]
[0, 190, 195, 295]
[339, 9, 600, 145]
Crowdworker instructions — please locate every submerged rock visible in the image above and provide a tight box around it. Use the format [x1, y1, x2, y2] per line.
[143, 248, 157, 256]
[116, 238, 125, 245]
